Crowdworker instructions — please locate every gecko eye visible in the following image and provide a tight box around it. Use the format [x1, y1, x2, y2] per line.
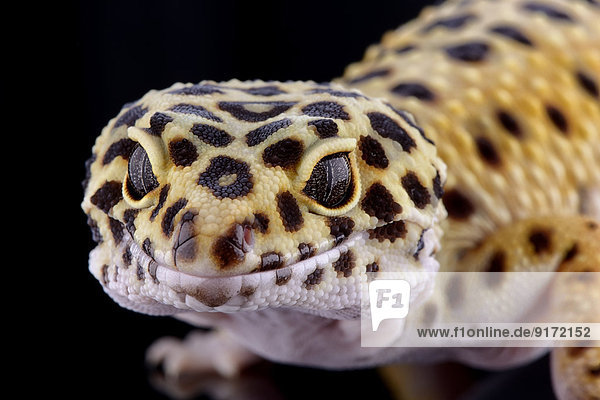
[302, 152, 353, 208]
[127, 144, 159, 199]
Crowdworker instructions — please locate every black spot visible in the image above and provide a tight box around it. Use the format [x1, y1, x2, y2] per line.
[361, 183, 403, 222]
[191, 124, 234, 147]
[173, 211, 197, 264]
[422, 13, 476, 33]
[147, 112, 173, 136]
[150, 184, 170, 221]
[497, 110, 523, 138]
[545, 105, 569, 134]
[162, 198, 188, 237]
[367, 112, 416, 152]
[252, 213, 270, 234]
[219, 101, 295, 122]
[347, 69, 391, 84]
[198, 156, 253, 199]
[123, 248, 132, 266]
[169, 83, 224, 95]
[328, 217, 355, 245]
[576, 71, 599, 98]
[445, 41, 490, 62]
[114, 105, 148, 129]
[142, 238, 154, 258]
[414, 230, 426, 259]
[304, 268, 324, 288]
[359, 136, 389, 169]
[308, 119, 339, 138]
[484, 250, 506, 287]
[522, 2, 574, 22]
[211, 223, 251, 269]
[298, 242, 315, 261]
[259, 252, 283, 271]
[136, 263, 146, 279]
[108, 217, 124, 244]
[262, 138, 304, 169]
[277, 191, 304, 232]
[433, 171, 444, 199]
[102, 138, 137, 165]
[365, 262, 380, 273]
[443, 188, 475, 219]
[529, 228, 552, 254]
[101, 264, 109, 285]
[308, 88, 365, 98]
[391, 82, 436, 102]
[562, 243, 579, 263]
[123, 209, 139, 237]
[91, 181, 123, 214]
[589, 365, 600, 377]
[368, 220, 407, 243]
[276, 269, 292, 286]
[396, 44, 417, 54]
[402, 171, 431, 209]
[302, 101, 350, 120]
[246, 118, 292, 146]
[240, 85, 286, 96]
[387, 105, 435, 145]
[169, 139, 198, 167]
[489, 25, 534, 47]
[169, 104, 222, 122]
[333, 250, 356, 278]
[475, 136, 501, 166]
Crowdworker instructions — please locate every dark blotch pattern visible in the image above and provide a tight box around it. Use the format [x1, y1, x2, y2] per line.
[562, 243, 579, 264]
[252, 213, 270, 234]
[91, 181, 123, 213]
[489, 25, 534, 46]
[391, 82, 436, 102]
[123, 209, 140, 237]
[87, 215, 102, 243]
[396, 45, 417, 54]
[277, 191, 304, 232]
[388, 105, 435, 144]
[162, 198, 188, 237]
[445, 41, 490, 62]
[309, 88, 365, 99]
[241, 85, 285, 96]
[114, 105, 148, 128]
[368, 112, 416, 152]
[150, 184, 170, 221]
[276, 269, 292, 286]
[262, 138, 304, 169]
[123, 248, 132, 266]
[576, 71, 599, 98]
[169, 139, 198, 167]
[522, 2, 574, 22]
[368, 220, 407, 243]
[259, 252, 283, 271]
[359, 136, 389, 169]
[198, 156, 253, 199]
[191, 124, 234, 147]
[246, 118, 292, 146]
[148, 112, 173, 136]
[422, 13, 476, 33]
[333, 250, 356, 278]
[361, 183, 403, 222]
[302, 101, 350, 120]
[103, 138, 137, 165]
[402, 171, 431, 209]
[170, 104, 222, 122]
[143, 238, 154, 258]
[219, 101, 295, 122]
[475, 136, 501, 166]
[308, 119, 339, 138]
[304, 268, 324, 288]
[108, 217, 124, 244]
[497, 110, 523, 138]
[414, 230, 425, 259]
[211, 224, 250, 269]
[328, 217, 355, 245]
[529, 228, 552, 254]
[169, 84, 224, 95]
[365, 262, 379, 273]
[433, 171, 444, 199]
[347, 69, 391, 84]
[484, 250, 506, 287]
[443, 188, 475, 219]
[298, 242, 316, 261]
[545, 105, 569, 134]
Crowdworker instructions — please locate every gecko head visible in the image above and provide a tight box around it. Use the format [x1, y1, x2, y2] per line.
[82, 80, 446, 314]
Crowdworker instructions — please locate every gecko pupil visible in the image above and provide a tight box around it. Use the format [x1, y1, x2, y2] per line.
[303, 152, 352, 208]
[128, 144, 159, 199]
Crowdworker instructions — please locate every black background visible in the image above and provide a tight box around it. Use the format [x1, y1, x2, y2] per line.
[21, 0, 554, 398]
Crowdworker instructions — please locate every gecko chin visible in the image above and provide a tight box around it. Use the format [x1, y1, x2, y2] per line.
[89, 216, 441, 318]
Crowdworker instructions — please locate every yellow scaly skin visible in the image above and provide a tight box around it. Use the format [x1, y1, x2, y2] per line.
[82, 0, 599, 398]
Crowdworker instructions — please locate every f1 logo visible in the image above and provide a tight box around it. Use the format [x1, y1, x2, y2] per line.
[369, 279, 411, 331]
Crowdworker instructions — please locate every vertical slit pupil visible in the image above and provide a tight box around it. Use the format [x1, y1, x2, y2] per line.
[303, 153, 352, 208]
[128, 144, 159, 199]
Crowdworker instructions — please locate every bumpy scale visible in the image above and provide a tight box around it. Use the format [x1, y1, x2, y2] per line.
[82, 0, 600, 398]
